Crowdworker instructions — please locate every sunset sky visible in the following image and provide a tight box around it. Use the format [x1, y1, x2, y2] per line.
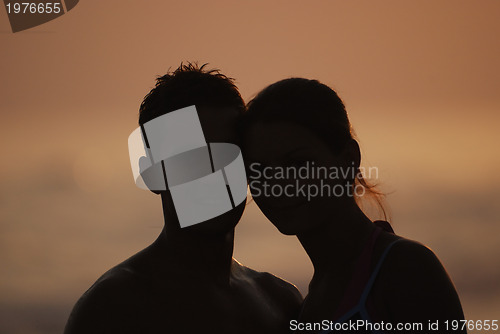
[1, 1, 500, 333]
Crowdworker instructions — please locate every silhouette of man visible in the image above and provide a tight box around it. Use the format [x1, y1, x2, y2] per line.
[63, 63, 302, 334]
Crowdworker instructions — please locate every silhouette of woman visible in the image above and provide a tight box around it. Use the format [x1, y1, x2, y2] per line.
[241, 78, 466, 333]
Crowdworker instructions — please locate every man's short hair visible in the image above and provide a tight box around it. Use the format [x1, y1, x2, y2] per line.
[138, 62, 245, 125]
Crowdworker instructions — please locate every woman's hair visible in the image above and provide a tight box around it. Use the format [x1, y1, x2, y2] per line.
[243, 77, 388, 220]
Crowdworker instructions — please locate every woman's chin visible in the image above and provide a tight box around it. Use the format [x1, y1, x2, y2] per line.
[274, 222, 305, 236]
[258, 198, 331, 236]
[262, 208, 312, 236]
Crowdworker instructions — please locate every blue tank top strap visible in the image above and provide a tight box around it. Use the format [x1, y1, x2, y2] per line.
[359, 238, 403, 303]
[359, 308, 385, 334]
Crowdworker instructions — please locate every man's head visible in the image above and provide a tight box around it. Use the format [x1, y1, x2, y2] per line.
[138, 62, 246, 234]
[139, 62, 245, 145]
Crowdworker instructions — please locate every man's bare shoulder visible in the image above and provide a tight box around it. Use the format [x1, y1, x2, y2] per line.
[232, 259, 303, 317]
[64, 257, 151, 334]
[81, 264, 147, 301]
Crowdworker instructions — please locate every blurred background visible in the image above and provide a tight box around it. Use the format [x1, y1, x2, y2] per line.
[1, 1, 499, 333]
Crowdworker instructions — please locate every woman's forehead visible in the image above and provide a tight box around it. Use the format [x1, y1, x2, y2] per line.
[242, 121, 327, 158]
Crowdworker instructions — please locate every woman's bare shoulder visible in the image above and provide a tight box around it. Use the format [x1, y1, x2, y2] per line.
[380, 237, 447, 280]
[375, 236, 465, 324]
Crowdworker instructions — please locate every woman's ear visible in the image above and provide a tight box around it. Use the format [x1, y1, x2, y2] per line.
[341, 138, 361, 172]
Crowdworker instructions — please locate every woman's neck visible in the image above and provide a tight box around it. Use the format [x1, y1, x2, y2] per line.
[297, 200, 375, 279]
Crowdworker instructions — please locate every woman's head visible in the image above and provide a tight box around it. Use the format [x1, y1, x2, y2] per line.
[241, 78, 385, 235]
[244, 78, 352, 153]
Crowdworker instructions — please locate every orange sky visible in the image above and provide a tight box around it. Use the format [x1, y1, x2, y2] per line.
[1, 1, 500, 333]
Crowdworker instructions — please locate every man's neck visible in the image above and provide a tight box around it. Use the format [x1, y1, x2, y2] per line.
[151, 197, 235, 288]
